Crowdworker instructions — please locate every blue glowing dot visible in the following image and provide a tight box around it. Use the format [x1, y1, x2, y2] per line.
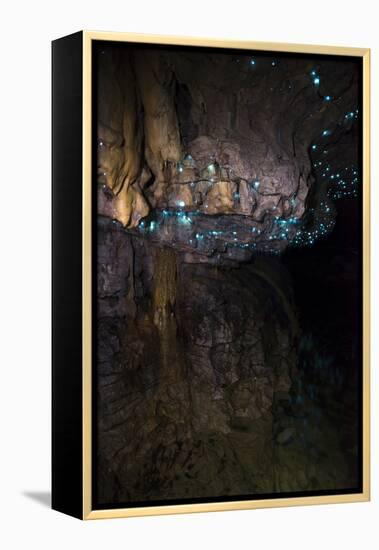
[322, 130, 330, 137]
[310, 70, 317, 76]
[272, 61, 276, 66]
[324, 95, 332, 101]
[177, 200, 185, 207]
[312, 144, 317, 150]
[253, 180, 260, 189]
[313, 77, 320, 85]
[250, 59, 255, 65]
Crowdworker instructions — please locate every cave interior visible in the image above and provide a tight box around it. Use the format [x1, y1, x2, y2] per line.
[94, 41, 362, 507]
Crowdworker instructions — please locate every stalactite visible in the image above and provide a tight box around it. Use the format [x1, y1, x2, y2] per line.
[97, 47, 149, 228]
[152, 247, 183, 382]
[125, 237, 137, 319]
[97, 47, 359, 254]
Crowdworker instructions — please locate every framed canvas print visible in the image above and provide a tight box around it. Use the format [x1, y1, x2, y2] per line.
[52, 31, 370, 520]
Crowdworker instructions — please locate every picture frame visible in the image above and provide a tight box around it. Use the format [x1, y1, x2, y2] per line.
[52, 30, 370, 520]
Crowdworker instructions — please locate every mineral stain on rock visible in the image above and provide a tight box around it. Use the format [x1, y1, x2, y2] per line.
[94, 42, 362, 506]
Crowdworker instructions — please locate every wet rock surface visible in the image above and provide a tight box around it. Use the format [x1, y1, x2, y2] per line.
[96, 45, 360, 261]
[94, 43, 361, 506]
[95, 220, 359, 505]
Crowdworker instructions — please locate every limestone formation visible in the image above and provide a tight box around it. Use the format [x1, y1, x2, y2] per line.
[97, 47, 360, 260]
[95, 45, 361, 505]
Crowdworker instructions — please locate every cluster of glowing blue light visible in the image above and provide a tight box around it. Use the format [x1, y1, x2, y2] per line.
[327, 165, 359, 199]
[289, 202, 336, 248]
[137, 208, 269, 252]
[309, 106, 360, 201]
[161, 208, 201, 224]
[312, 158, 359, 199]
[148, 221, 157, 232]
[310, 69, 320, 86]
[248, 58, 278, 68]
[309, 69, 336, 103]
[345, 109, 359, 120]
[132, 65, 360, 255]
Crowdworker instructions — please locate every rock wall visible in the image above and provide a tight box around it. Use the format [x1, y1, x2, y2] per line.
[96, 45, 360, 260]
[96, 219, 356, 504]
[94, 43, 361, 505]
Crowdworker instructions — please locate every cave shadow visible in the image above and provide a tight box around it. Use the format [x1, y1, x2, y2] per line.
[22, 491, 51, 508]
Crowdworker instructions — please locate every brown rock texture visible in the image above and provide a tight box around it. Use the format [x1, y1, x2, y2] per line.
[96, 44, 360, 260]
[95, 221, 358, 504]
[94, 43, 361, 506]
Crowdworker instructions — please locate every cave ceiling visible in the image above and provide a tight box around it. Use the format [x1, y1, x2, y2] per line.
[97, 45, 360, 263]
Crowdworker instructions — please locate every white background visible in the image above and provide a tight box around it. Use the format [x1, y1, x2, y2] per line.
[0, 0, 377, 548]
